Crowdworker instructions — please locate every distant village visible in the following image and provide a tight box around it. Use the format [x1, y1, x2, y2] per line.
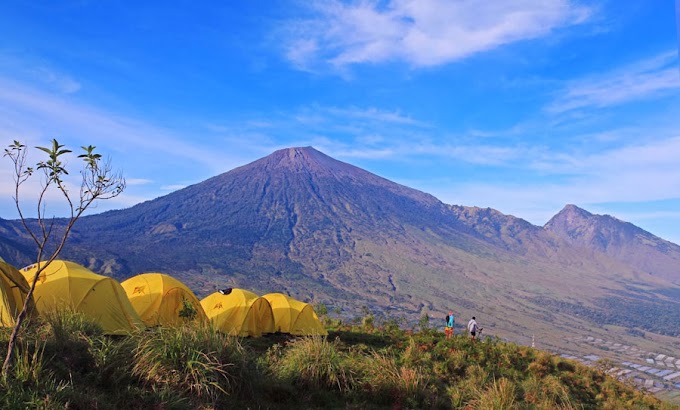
[561, 335, 680, 401]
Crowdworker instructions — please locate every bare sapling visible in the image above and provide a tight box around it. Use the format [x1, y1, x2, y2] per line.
[1, 139, 125, 376]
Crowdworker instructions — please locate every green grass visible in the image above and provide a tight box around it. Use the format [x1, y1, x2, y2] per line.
[0, 312, 677, 409]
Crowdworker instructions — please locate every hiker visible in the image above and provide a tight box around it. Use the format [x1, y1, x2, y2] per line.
[467, 316, 481, 340]
[445, 311, 455, 339]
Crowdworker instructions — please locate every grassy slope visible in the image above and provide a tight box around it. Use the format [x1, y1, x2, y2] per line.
[1, 312, 677, 410]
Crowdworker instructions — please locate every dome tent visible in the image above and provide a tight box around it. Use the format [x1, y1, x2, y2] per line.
[201, 288, 274, 337]
[0, 260, 34, 327]
[22, 260, 145, 335]
[121, 273, 207, 326]
[262, 293, 327, 336]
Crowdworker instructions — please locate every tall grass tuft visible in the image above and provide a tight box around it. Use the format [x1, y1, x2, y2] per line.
[523, 374, 576, 408]
[0, 338, 71, 409]
[132, 324, 247, 404]
[9, 338, 47, 385]
[358, 351, 431, 406]
[267, 336, 356, 392]
[36, 309, 102, 383]
[471, 377, 518, 409]
[42, 308, 104, 341]
[88, 333, 139, 388]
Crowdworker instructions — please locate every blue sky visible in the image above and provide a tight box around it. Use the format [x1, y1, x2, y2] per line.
[1, 1, 680, 244]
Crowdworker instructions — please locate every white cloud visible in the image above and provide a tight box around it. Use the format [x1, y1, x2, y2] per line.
[606, 210, 680, 221]
[0, 76, 253, 218]
[126, 178, 154, 186]
[0, 162, 127, 219]
[0, 77, 230, 168]
[283, 0, 591, 70]
[331, 146, 397, 159]
[33, 67, 82, 94]
[323, 106, 427, 125]
[548, 51, 680, 112]
[0, 53, 82, 94]
[206, 104, 542, 164]
[160, 184, 188, 191]
[80, 192, 156, 214]
[423, 134, 680, 229]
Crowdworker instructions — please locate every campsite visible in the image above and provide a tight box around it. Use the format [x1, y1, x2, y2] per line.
[7, 260, 326, 338]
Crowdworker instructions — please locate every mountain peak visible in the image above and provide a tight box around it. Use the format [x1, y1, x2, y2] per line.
[543, 204, 595, 230]
[545, 205, 680, 282]
[276, 146, 318, 161]
[558, 204, 592, 218]
[544, 205, 601, 241]
[252, 146, 355, 176]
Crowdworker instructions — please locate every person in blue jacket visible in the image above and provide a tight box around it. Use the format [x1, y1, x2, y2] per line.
[445, 311, 455, 339]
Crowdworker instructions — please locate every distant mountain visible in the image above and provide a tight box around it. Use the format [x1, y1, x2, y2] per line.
[0, 147, 679, 351]
[0, 217, 33, 266]
[449, 205, 563, 256]
[545, 204, 680, 284]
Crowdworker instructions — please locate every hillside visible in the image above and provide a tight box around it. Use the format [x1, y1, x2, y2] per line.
[1, 313, 674, 409]
[0, 147, 679, 356]
[0, 217, 33, 266]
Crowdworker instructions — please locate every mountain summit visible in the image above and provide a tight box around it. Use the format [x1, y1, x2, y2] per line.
[545, 204, 680, 283]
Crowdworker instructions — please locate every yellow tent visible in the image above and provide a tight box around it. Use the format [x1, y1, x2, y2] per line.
[201, 288, 275, 337]
[0, 260, 33, 327]
[263, 293, 327, 336]
[22, 260, 145, 335]
[121, 273, 207, 326]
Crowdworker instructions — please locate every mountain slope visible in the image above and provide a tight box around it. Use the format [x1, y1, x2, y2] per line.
[0, 217, 33, 266]
[545, 204, 680, 284]
[61, 147, 504, 311]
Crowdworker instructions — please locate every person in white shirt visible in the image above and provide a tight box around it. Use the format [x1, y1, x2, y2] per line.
[467, 316, 480, 340]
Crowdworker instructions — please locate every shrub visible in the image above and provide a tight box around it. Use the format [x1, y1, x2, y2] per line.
[362, 314, 375, 331]
[132, 325, 247, 404]
[266, 336, 356, 392]
[178, 298, 198, 321]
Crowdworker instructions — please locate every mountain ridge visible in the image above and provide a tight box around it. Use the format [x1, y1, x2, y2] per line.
[545, 203, 680, 283]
